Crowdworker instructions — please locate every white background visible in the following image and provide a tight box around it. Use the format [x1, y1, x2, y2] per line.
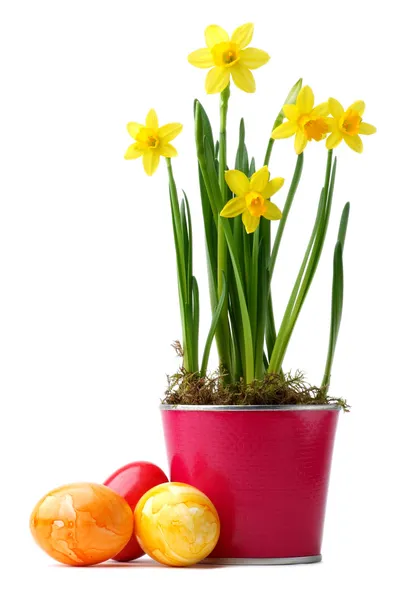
[0, 0, 417, 597]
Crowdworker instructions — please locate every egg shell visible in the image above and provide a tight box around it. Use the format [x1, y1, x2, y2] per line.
[30, 482, 134, 566]
[104, 461, 168, 562]
[134, 482, 220, 567]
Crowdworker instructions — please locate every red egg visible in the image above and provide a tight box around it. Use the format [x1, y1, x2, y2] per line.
[104, 461, 168, 561]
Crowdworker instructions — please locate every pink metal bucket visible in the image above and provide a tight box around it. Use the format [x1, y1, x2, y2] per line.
[161, 405, 340, 565]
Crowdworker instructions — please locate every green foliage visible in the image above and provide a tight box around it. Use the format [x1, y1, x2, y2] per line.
[166, 78, 349, 404]
[322, 202, 350, 391]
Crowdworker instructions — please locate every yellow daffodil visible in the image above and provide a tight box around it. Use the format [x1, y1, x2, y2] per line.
[125, 109, 182, 176]
[221, 166, 283, 233]
[271, 86, 330, 154]
[188, 23, 270, 94]
[326, 99, 376, 153]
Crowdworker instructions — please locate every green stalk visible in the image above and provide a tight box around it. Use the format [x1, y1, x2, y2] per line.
[200, 272, 227, 377]
[195, 120, 254, 383]
[217, 85, 232, 379]
[263, 79, 303, 360]
[268, 154, 305, 278]
[268, 151, 335, 374]
[254, 245, 267, 379]
[266, 154, 304, 356]
[192, 276, 200, 373]
[249, 229, 259, 352]
[166, 158, 196, 373]
[219, 85, 230, 200]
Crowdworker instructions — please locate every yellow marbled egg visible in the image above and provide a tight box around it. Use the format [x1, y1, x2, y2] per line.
[134, 482, 220, 566]
[30, 482, 134, 566]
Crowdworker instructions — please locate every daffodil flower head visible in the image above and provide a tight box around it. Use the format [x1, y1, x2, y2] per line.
[221, 166, 284, 234]
[188, 23, 270, 94]
[125, 109, 183, 176]
[326, 99, 376, 153]
[271, 86, 330, 154]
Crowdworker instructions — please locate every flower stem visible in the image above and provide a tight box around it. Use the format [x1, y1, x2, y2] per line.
[217, 85, 232, 380]
[262, 78, 303, 362]
[268, 150, 335, 374]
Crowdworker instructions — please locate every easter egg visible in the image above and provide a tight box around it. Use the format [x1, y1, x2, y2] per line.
[134, 482, 220, 567]
[104, 461, 168, 562]
[30, 482, 134, 566]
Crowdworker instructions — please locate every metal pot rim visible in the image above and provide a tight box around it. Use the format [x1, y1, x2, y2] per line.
[160, 403, 341, 412]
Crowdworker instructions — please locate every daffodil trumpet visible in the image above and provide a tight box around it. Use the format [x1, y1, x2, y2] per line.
[125, 22, 375, 400]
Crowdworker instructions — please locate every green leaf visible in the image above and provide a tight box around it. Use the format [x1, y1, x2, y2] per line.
[266, 153, 304, 356]
[242, 224, 251, 302]
[199, 138, 254, 383]
[168, 193, 190, 370]
[198, 167, 217, 310]
[192, 276, 200, 373]
[194, 99, 215, 154]
[249, 229, 259, 349]
[322, 202, 350, 391]
[268, 153, 304, 276]
[332, 242, 344, 340]
[200, 272, 228, 377]
[268, 151, 335, 374]
[255, 244, 267, 379]
[321, 242, 344, 391]
[180, 198, 190, 299]
[235, 119, 249, 175]
[338, 202, 350, 250]
[183, 191, 193, 302]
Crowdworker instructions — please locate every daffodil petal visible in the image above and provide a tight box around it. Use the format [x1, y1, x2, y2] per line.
[326, 130, 343, 150]
[239, 47, 269, 70]
[312, 102, 329, 117]
[188, 48, 214, 68]
[220, 196, 246, 218]
[136, 127, 154, 143]
[205, 67, 230, 94]
[231, 23, 254, 49]
[294, 130, 308, 154]
[327, 117, 339, 132]
[343, 134, 363, 153]
[250, 166, 269, 193]
[146, 109, 158, 130]
[160, 143, 177, 158]
[242, 211, 260, 234]
[142, 151, 160, 175]
[231, 64, 255, 93]
[225, 170, 250, 196]
[283, 104, 299, 121]
[263, 201, 282, 221]
[205, 25, 229, 48]
[127, 122, 143, 139]
[348, 101, 365, 116]
[263, 177, 285, 199]
[158, 123, 183, 143]
[359, 122, 376, 135]
[329, 98, 344, 119]
[297, 86, 314, 114]
[271, 121, 298, 139]
[124, 143, 144, 160]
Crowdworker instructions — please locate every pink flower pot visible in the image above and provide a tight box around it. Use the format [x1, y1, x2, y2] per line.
[161, 405, 340, 565]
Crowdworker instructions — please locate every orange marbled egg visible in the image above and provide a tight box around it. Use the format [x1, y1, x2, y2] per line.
[30, 482, 134, 566]
[134, 482, 220, 566]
